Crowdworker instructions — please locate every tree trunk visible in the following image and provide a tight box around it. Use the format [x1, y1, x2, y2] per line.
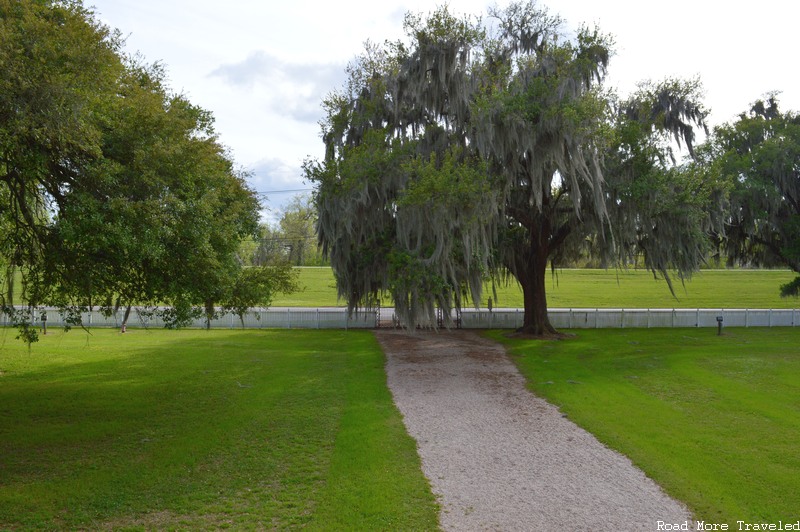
[513, 212, 559, 337]
[205, 300, 214, 330]
[517, 251, 558, 336]
[121, 305, 131, 333]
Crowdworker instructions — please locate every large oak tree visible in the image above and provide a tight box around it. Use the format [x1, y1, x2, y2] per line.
[307, 1, 714, 334]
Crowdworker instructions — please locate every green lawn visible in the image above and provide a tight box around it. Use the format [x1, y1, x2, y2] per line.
[278, 267, 799, 309]
[488, 327, 800, 526]
[0, 328, 438, 530]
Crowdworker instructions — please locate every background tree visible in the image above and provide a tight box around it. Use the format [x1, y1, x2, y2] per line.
[279, 194, 324, 266]
[709, 95, 800, 296]
[601, 79, 719, 293]
[250, 224, 287, 266]
[243, 195, 325, 267]
[308, 1, 713, 335]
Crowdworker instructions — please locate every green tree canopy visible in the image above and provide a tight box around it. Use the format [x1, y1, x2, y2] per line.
[709, 95, 800, 296]
[0, 0, 123, 299]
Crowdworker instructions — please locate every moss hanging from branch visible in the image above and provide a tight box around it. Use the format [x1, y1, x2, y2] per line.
[307, 1, 716, 334]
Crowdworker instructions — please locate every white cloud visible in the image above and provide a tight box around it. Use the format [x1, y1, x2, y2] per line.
[210, 51, 345, 123]
[248, 157, 314, 223]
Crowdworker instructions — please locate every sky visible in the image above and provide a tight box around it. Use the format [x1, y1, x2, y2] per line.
[89, 0, 800, 223]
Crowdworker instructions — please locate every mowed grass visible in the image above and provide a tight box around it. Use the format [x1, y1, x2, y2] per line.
[277, 267, 799, 309]
[488, 327, 800, 525]
[0, 328, 438, 530]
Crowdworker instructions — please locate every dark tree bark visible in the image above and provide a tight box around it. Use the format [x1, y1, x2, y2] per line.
[511, 209, 560, 335]
[121, 305, 131, 333]
[518, 253, 556, 335]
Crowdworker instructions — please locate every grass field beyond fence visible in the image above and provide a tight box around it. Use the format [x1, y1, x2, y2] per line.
[0, 329, 438, 530]
[489, 327, 800, 525]
[278, 268, 799, 309]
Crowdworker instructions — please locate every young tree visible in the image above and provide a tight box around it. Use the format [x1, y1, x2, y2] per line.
[223, 263, 300, 327]
[307, 1, 712, 334]
[710, 95, 800, 296]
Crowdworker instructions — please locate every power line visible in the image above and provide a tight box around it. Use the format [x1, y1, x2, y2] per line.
[251, 235, 318, 244]
[255, 188, 313, 195]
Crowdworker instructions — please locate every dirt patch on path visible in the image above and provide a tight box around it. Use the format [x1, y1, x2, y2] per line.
[376, 329, 693, 531]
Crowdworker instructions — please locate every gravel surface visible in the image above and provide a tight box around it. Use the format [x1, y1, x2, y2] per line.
[376, 329, 694, 532]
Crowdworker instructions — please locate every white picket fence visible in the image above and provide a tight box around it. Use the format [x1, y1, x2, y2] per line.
[458, 308, 800, 329]
[4, 306, 799, 330]
[2, 307, 378, 330]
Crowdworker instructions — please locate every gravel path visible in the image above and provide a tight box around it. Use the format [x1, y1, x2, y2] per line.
[376, 329, 694, 532]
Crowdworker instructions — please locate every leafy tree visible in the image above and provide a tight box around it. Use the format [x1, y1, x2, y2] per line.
[709, 95, 800, 296]
[250, 224, 287, 266]
[0, 0, 123, 303]
[279, 194, 324, 266]
[307, 1, 712, 334]
[0, 1, 285, 340]
[601, 79, 719, 293]
[223, 264, 300, 327]
[33, 55, 263, 331]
